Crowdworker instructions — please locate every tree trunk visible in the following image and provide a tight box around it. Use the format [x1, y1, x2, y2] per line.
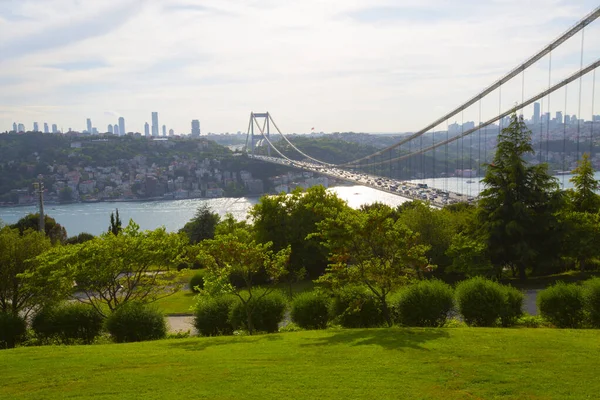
[246, 307, 254, 335]
[580, 258, 586, 273]
[381, 298, 392, 327]
[518, 263, 527, 281]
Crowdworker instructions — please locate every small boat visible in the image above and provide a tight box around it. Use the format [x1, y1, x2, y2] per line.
[466, 180, 475, 184]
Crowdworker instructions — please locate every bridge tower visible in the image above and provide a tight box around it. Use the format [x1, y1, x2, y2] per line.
[245, 112, 271, 156]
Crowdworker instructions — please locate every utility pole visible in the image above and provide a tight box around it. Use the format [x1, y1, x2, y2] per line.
[33, 175, 45, 234]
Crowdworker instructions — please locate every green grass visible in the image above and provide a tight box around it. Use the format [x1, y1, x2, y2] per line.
[2, 328, 599, 399]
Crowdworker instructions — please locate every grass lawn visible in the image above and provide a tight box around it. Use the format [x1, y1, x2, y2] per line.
[1, 328, 599, 399]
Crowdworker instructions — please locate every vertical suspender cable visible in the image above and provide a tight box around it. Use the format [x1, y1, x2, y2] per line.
[591, 69, 596, 157]
[576, 28, 585, 161]
[461, 111, 464, 195]
[546, 52, 552, 160]
[562, 85, 568, 188]
[478, 99, 482, 195]
[445, 120, 449, 192]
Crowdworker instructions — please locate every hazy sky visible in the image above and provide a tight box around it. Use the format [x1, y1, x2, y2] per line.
[0, 0, 599, 134]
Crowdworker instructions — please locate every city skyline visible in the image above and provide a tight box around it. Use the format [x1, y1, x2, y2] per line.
[1, 1, 599, 134]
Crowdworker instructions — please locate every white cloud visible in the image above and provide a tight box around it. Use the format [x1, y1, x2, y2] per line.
[0, 0, 598, 134]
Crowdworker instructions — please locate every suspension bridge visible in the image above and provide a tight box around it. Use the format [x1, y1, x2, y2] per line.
[245, 6, 600, 207]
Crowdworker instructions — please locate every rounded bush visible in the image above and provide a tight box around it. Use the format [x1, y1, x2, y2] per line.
[189, 270, 206, 293]
[455, 277, 505, 327]
[105, 302, 167, 343]
[0, 312, 27, 349]
[537, 282, 584, 328]
[329, 286, 384, 328]
[229, 292, 287, 333]
[393, 280, 454, 327]
[290, 291, 330, 330]
[32, 303, 103, 344]
[499, 285, 524, 327]
[583, 277, 600, 328]
[193, 295, 235, 336]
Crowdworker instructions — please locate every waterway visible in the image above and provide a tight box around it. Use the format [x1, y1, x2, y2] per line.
[0, 185, 411, 236]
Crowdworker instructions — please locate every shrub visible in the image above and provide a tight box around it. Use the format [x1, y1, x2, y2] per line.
[189, 270, 206, 293]
[329, 286, 385, 328]
[0, 312, 27, 349]
[537, 282, 585, 328]
[515, 314, 551, 328]
[583, 277, 600, 328]
[193, 295, 235, 336]
[499, 285, 524, 327]
[32, 303, 103, 344]
[393, 280, 454, 327]
[455, 277, 505, 327]
[105, 302, 167, 343]
[290, 291, 330, 330]
[229, 291, 287, 333]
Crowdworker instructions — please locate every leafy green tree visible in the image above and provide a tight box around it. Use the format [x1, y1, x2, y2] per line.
[65, 232, 95, 245]
[446, 233, 494, 278]
[0, 227, 52, 316]
[478, 113, 560, 280]
[11, 213, 67, 244]
[179, 204, 220, 244]
[557, 211, 600, 272]
[568, 153, 600, 214]
[199, 226, 291, 335]
[34, 221, 185, 317]
[250, 186, 350, 279]
[315, 206, 431, 326]
[108, 209, 122, 235]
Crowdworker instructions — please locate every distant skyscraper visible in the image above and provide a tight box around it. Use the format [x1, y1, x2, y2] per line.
[564, 115, 571, 125]
[556, 111, 563, 124]
[33, 122, 39, 132]
[571, 114, 577, 124]
[118, 117, 125, 136]
[161, 125, 166, 136]
[169, 129, 174, 136]
[151, 112, 159, 137]
[52, 124, 58, 133]
[43, 123, 49, 133]
[191, 120, 200, 137]
[17, 123, 25, 133]
[12, 122, 17, 132]
[533, 102, 540, 124]
[108, 124, 114, 134]
[114, 124, 119, 135]
[144, 122, 150, 137]
[86, 118, 92, 133]
[92, 127, 98, 135]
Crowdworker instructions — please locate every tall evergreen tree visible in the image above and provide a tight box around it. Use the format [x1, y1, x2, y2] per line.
[478, 113, 560, 280]
[108, 209, 122, 236]
[179, 204, 220, 244]
[568, 152, 600, 213]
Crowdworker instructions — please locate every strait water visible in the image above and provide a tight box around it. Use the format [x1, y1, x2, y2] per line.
[0, 185, 411, 236]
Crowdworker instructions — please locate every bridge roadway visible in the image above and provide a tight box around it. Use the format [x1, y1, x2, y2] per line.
[249, 154, 476, 207]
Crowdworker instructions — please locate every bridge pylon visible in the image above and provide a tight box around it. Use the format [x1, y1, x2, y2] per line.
[245, 112, 271, 156]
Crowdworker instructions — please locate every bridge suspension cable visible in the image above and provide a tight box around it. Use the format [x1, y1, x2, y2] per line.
[337, 5, 600, 167]
[353, 58, 600, 168]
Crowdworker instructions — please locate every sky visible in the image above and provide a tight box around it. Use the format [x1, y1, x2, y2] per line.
[0, 0, 599, 135]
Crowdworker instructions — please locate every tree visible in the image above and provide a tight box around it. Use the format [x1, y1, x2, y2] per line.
[34, 221, 185, 317]
[557, 211, 600, 272]
[478, 113, 560, 280]
[11, 213, 67, 244]
[250, 186, 350, 279]
[108, 209, 122, 235]
[58, 187, 73, 203]
[199, 226, 291, 335]
[0, 227, 52, 316]
[568, 153, 600, 214]
[315, 206, 431, 326]
[179, 204, 220, 244]
[65, 232, 95, 245]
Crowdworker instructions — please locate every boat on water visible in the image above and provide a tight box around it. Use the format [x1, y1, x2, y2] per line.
[466, 180, 475, 184]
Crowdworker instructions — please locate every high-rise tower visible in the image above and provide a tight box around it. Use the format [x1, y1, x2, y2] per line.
[533, 102, 540, 124]
[86, 118, 92, 133]
[191, 120, 200, 137]
[118, 117, 125, 136]
[144, 122, 150, 137]
[151, 112, 159, 137]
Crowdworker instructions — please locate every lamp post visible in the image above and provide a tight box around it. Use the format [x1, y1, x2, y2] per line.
[33, 175, 45, 234]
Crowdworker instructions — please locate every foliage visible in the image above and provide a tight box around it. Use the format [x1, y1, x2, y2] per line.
[250, 186, 351, 279]
[108, 209, 122, 235]
[229, 291, 287, 333]
[455, 277, 507, 327]
[537, 282, 585, 328]
[65, 232, 95, 245]
[10, 213, 67, 244]
[329, 286, 385, 328]
[31, 303, 103, 344]
[477, 113, 560, 280]
[0, 226, 53, 316]
[179, 204, 220, 244]
[498, 285, 524, 327]
[290, 291, 330, 330]
[568, 153, 600, 213]
[393, 280, 454, 327]
[557, 211, 600, 272]
[316, 206, 430, 326]
[515, 314, 551, 328]
[105, 302, 167, 343]
[189, 270, 206, 293]
[33, 221, 185, 317]
[583, 278, 600, 328]
[446, 233, 493, 277]
[199, 225, 291, 334]
[193, 295, 236, 336]
[0, 312, 27, 349]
